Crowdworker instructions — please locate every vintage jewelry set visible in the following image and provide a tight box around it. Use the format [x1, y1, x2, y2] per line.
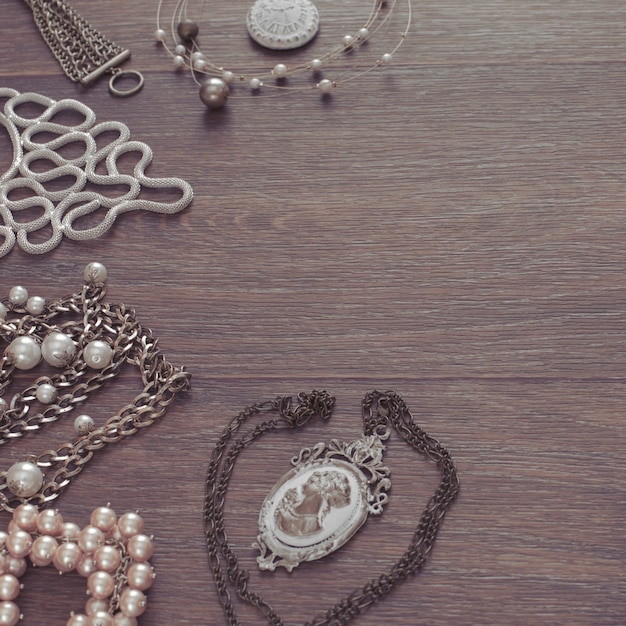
[2, 0, 460, 624]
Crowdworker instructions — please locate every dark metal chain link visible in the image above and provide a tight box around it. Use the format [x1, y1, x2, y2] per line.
[23, 0, 126, 84]
[0, 274, 191, 511]
[203, 389, 459, 626]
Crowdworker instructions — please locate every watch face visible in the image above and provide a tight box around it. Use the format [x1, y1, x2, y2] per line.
[247, 0, 320, 50]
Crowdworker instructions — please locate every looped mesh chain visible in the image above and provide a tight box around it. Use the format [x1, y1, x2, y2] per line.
[0, 265, 191, 511]
[204, 389, 459, 626]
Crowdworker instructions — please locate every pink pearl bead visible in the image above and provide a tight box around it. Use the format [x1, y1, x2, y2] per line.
[5, 531, 32, 559]
[85, 597, 108, 615]
[117, 513, 144, 539]
[66, 614, 89, 626]
[12, 504, 39, 532]
[76, 555, 97, 578]
[87, 571, 115, 600]
[0, 601, 19, 626]
[0, 556, 9, 576]
[52, 542, 82, 573]
[62, 522, 81, 542]
[36, 509, 64, 536]
[29, 534, 58, 567]
[78, 526, 105, 554]
[93, 545, 121, 573]
[113, 612, 138, 625]
[5, 524, 17, 536]
[119, 588, 146, 618]
[89, 611, 114, 626]
[0, 575, 20, 601]
[90, 507, 117, 534]
[126, 535, 153, 562]
[126, 562, 155, 591]
[6, 558, 26, 578]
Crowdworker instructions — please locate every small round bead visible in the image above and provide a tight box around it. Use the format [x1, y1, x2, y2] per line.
[154, 28, 166, 42]
[342, 35, 354, 47]
[113, 614, 138, 626]
[87, 571, 115, 600]
[41, 332, 76, 367]
[119, 588, 147, 618]
[26, 296, 45, 315]
[76, 555, 97, 578]
[5, 531, 32, 559]
[310, 58, 323, 71]
[199, 77, 230, 110]
[78, 526, 105, 554]
[87, 611, 114, 626]
[117, 513, 144, 539]
[249, 77, 262, 90]
[62, 522, 81, 541]
[90, 506, 117, 534]
[193, 58, 207, 71]
[83, 341, 113, 370]
[126, 562, 155, 591]
[0, 303, 7, 320]
[36, 509, 64, 536]
[0, 600, 20, 626]
[358, 27, 370, 40]
[83, 262, 107, 284]
[174, 44, 186, 56]
[35, 383, 57, 404]
[74, 414, 95, 436]
[5, 461, 44, 497]
[52, 541, 82, 573]
[8, 287, 27, 306]
[126, 535, 154, 562]
[190, 51, 205, 63]
[5, 336, 41, 370]
[318, 79, 334, 94]
[93, 545, 121, 573]
[5, 559, 25, 579]
[221, 70, 235, 84]
[29, 534, 58, 567]
[0, 575, 20, 601]
[67, 614, 89, 626]
[85, 598, 108, 616]
[381, 53, 393, 64]
[273, 63, 288, 78]
[177, 18, 199, 41]
[173, 55, 185, 68]
[12, 504, 39, 532]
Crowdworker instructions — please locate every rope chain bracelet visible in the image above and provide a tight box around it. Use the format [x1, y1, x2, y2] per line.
[204, 390, 459, 626]
[0, 261, 191, 625]
[23, 0, 144, 96]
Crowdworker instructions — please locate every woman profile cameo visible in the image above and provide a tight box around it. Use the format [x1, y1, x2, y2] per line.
[274, 470, 351, 537]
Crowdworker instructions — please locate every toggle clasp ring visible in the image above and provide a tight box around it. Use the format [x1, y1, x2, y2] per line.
[108, 69, 145, 97]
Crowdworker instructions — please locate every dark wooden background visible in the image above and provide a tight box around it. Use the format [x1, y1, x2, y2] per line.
[1, 0, 625, 624]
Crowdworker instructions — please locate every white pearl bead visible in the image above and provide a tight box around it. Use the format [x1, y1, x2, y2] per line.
[154, 28, 166, 42]
[84, 262, 108, 284]
[35, 383, 57, 404]
[221, 70, 235, 84]
[173, 55, 185, 68]
[193, 58, 207, 70]
[318, 79, 334, 94]
[41, 332, 76, 367]
[5, 336, 41, 370]
[5, 461, 43, 498]
[190, 51, 205, 63]
[25, 296, 45, 315]
[273, 63, 288, 78]
[381, 53, 393, 64]
[358, 28, 370, 40]
[174, 44, 186, 56]
[83, 341, 113, 370]
[74, 414, 95, 436]
[310, 58, 323, 71]
[342, 35, 354, 47]
[8, 287, 27, 306]
[0, 303, 7, 321]
[249, 77, 262, 90]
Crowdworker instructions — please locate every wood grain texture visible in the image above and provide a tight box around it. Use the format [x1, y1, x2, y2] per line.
[1, 1, 625, 624]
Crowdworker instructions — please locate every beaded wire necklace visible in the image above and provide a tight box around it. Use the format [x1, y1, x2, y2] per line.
[154, 0, 412, 109]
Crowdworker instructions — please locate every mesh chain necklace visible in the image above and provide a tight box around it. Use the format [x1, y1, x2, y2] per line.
[204, 389, 459, 625]
[0, 262, 191, 625]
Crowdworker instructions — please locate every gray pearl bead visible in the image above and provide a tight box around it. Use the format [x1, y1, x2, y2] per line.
[199, 78, 230, 110]
[177, 18, 199, 41]
[74, 414, 95, 436]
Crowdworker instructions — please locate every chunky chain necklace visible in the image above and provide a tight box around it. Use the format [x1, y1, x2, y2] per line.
[23, 0, 144, 96]
[0, 262, 191, 625]
[154, 0, 412, 110]
[204, 390, 459, 625]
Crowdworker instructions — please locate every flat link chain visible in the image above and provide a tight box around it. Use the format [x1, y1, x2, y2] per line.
[204, 390, 459, 626]
[0, 268, 191, 512]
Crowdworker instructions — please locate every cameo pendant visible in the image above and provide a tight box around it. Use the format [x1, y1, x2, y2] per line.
[254, 433, 391, 572]
[246, 0, 320, 50]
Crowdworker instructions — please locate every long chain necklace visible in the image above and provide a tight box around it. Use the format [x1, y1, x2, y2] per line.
[204, 390, 459, 625]
[22, 0, 144, 96]
[0, 262, 191, 625]
[155, 0, 412, 110]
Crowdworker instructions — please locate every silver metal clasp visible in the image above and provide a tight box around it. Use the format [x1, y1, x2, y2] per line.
[79, 50, 144, 97]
